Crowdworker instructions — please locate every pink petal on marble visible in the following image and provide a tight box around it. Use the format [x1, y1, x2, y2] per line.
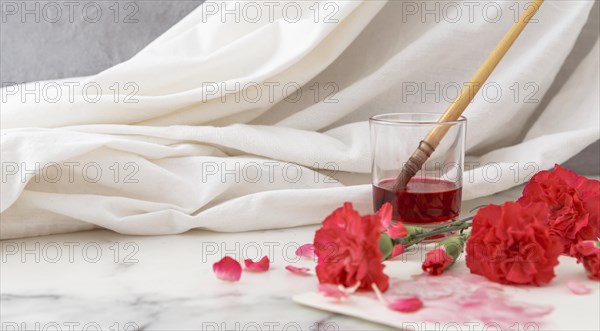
[318, 284, 348, 300]
[318, 283, 360, 301]
[295, 244, 315, 258]
[244, 256, 270, 272]
[372, 283, 423, 313]
[387, 297, 424, 313]
[567, 280, 591, 295]
[285, 265, 311, 275]
[213, 256, 242, 282]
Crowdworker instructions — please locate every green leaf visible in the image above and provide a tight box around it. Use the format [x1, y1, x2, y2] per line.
[379, 233, 394, 260]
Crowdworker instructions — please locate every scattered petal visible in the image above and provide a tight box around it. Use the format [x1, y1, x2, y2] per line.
[318, 282, 360, 301]
[319, 284, 346, 299]
[244, 256, 270, 272]
[286, 265, 311, 275]
[387, 297, 424, 312]
[371, 284, 423, 313]
[387, 222, 408, 239]
[392, 245, 406, 258]
[567, 280, 591, 295]
[376, 203, 393, 230]
[372, 283, 423, 313]
[213, 256, 242, 282]
[295, 244, 315, 258]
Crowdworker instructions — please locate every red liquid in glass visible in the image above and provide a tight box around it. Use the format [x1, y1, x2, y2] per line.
[373, 178, 461, 225]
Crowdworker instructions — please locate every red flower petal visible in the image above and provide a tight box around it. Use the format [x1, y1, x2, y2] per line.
[575, 241, 599, 256]
[518, 165, 600, 256]
[376, 203, 393, 230]
[574, 241, 600, 280]
[392, 245, 406, 257]
[314, 202, 389, 292]
[286, 265, 311, 275]
[387, 297, 424, 313]
[372, 283, 423, 313]
[295, 244, 315, 259]
[244, 256, 270, 272]
[213, 256, 242, 282]
[387, 222, 408, 239]
[567, 280, 591, 295]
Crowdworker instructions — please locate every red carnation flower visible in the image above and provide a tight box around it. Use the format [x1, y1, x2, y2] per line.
[466, 202, 563, 286]
[314, 202, 389, 292]
[518, 165, 600, 256]
[574, 241, 600, 281]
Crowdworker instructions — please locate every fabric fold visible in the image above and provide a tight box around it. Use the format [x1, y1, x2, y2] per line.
[1, 1, 598, 239]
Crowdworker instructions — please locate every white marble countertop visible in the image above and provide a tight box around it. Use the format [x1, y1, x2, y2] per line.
[2, 184, 599, 330]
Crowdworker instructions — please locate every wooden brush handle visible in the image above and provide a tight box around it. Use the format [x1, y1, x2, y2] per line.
[393, 0, 544, 191]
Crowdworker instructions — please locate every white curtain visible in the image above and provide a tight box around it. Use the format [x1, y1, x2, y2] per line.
[1, 0, 598, 238]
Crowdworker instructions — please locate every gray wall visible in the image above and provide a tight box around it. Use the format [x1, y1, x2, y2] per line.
[1, 0, 203, 83]
[1, 0, 598, 174]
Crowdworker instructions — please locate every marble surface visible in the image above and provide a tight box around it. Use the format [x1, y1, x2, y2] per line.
[1, 184, 599, 331]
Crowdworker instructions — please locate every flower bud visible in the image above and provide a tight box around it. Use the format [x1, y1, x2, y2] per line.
[422, 235, 466, 275]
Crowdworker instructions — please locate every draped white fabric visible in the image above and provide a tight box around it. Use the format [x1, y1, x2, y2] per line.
[1, 0, 598, 239]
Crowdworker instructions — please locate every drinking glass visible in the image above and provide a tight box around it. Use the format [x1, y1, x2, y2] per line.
[370, 113, 466, 230]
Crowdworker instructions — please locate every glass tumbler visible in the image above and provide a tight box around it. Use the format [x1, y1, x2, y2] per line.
[370, 113, 466, 230]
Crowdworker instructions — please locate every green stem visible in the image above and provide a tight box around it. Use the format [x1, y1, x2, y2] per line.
[393, 217, 473, 246]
